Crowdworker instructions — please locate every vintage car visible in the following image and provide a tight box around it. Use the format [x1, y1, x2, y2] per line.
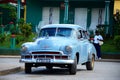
[20, 24, 97, 75]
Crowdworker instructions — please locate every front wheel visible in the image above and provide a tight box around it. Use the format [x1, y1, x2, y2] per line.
[69, 56, 77, 75]
[25, 63, 32, 74]
[86, 55, 95, 70]
[46, 66, 53, 70]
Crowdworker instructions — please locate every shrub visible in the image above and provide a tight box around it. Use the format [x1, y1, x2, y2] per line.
[16, 35, 25, 45]
[18, 18, 32, 37]
[114, 35, 120, 49]
[113, 11, 120, 36]
[0, 34, 5, 43]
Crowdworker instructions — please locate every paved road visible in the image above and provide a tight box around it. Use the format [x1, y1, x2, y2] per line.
[0, 58, 120, 80]
[0, 57, 23, 71]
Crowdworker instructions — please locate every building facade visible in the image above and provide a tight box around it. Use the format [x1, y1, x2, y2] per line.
[25, 0, 114, 34]
[114, 0, 120, 14]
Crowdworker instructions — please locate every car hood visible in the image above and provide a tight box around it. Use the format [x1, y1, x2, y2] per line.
[23, 37, 76, 51]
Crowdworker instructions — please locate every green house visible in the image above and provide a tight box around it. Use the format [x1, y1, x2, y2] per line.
[23, 0, 114, 34]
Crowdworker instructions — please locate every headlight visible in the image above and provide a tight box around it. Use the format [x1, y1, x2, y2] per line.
[65, 46, 72, 53]
[21, 46, 27, 52]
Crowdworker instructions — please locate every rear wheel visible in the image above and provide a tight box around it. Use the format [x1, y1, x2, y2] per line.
[25, 63, 32, 74]
[69, 56, 77, 75]
[86, 55, 95, 70]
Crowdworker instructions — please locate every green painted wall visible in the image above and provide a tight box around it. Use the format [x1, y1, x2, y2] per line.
[26, 0, 61, 31]
[26, 1, 42, 31]
[26, 0, 114, 32]
[60, 9, 64, 24]
[108, 1, 114, 36]
[87, 8, 91, 29]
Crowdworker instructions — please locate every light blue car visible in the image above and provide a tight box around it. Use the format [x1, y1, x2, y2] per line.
[20, 24, 97, 75]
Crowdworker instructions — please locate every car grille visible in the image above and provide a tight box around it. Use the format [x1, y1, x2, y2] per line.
[32, 52, 60, 55]
[22, 52, 68, 60]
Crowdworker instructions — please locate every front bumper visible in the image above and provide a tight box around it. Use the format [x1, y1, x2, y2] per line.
[20, 58, 74, 64]
[20, 50, 74, 64]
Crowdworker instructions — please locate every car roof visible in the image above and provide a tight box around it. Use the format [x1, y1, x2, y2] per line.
[40, 24, 85, 30]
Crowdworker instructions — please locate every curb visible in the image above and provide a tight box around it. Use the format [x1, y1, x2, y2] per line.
[0, 67, 23, 76]
[96, 59, 120, 62]
[0, 55, 20, 58]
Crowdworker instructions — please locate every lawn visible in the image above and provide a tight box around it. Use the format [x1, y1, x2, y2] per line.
[101, 39, 120, 53]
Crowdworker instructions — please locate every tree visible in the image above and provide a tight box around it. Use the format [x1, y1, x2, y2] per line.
[113, 10, 120, 35]
[0, 4, 17, 24]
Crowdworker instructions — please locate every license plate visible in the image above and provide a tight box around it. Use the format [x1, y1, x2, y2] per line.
[36, 58, 50, 63]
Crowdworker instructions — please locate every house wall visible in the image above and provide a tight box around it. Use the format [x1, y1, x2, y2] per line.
[26, 1, 42, 27]
[26, 0, 114, 32]
[114, 0, 120, 14]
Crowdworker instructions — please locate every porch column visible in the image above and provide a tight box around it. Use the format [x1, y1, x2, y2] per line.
[64, 0, 69, 24]
[24, 5, 26, 22]
[104, 0, 110, 34]
[17, 0, 21, 22]
[87, 8, 91, 30]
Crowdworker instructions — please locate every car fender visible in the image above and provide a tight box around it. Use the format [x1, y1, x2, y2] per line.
[87, 43, 97, 61]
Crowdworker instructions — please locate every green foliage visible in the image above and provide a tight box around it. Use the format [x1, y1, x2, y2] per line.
[0, 4, 16, 20]
[10, 24, 16, 34]
[0, 34, 5, 43]
[0, 18, 35, 48]
[15, 33, 36, 48]
[20, 23, 32, 37]
[114, 35, 120, 49]
[0, 32, 36, 48]
[18, 18, 24, 24]
[114, 23, 120, 35]
[18, 18, 32, 37]
[16, 35, 25, 45]
[101, 39, 120, 52]
[114, 11, 120, 35]
[0, 33, 11, 48]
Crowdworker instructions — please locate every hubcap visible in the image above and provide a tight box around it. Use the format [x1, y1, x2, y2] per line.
[91, 56, 94, 68]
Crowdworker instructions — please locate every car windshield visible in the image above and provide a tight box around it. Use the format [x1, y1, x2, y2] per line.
[39, 28, 72, 37]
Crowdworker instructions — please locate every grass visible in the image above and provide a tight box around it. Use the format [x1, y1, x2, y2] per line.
[101, 39, 120, 52]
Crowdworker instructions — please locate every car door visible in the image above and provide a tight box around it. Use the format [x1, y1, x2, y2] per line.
[78, 30, 89, 63]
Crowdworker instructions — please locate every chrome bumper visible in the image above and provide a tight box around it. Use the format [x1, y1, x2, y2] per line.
[20, 58, 74, 64]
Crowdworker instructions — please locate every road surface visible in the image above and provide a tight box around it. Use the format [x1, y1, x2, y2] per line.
[0, 58, 120, 80]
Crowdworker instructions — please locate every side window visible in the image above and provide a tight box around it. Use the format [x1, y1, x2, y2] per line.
[83, 31, 89, 39]
[78, 30, 83, 39]
[72, 30, 77, 39]
[82, 31, 85, 39]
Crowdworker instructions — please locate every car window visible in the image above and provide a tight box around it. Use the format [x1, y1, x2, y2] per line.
[78, 30, 83, 38]
[39, 28, 56, 37]
[78, 30, 89, 40]
[56, 28, 72, 37]
[39, 27, 72, 37]
[83, 31, 89, 39]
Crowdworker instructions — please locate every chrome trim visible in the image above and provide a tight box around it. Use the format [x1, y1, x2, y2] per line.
[20, 58, 74, 64]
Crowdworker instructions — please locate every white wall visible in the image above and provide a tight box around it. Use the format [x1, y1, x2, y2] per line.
[74, 8, 87, 30]
[42, 7, 60, 25]
[89, 8, 105, 30]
